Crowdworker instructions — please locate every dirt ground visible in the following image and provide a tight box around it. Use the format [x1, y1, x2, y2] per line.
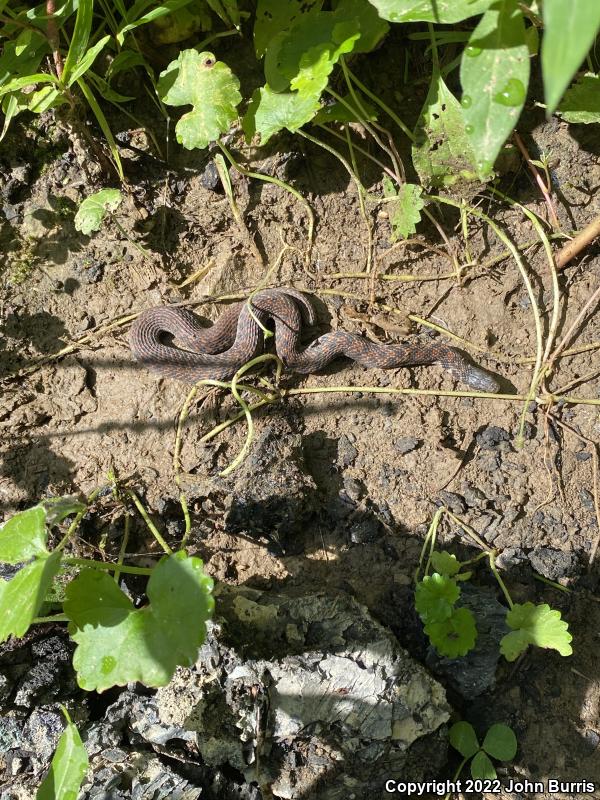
[1, 48, 600, 799]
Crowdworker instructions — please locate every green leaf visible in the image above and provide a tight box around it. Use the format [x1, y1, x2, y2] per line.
[106, 49, 147, 82]
[430, 550, 461, 577]
[471, 750, 496, 780]
[557, 73, 600, 124]
[481, 723, 517, 761]
[335, 0, 390, 53]
[0, 28, 48, 85]
[61, 0, 93, 86]
[0, 552, 62, 643]
[157, 50, 241, 150]
[26, 86, 66, 114]
[64, 552, 214, 691]
[67, 34, 111, 87]
[459, 0, 530, 179]
[74, 189, 123, 235]
[412, 71, 478, 187]
[254, 0, 323, 58]
[0, 73, 58, 99]
[366, 0, 492, 24]
[542, 0, 600, 114]
[76, 77, 125, 180]
[0, 506, 48, 563]
[243, 84, 321, 145]
[414, 572, 459, 623]
[382, 179, 425, 241]
[424, 606, 477, 657]
[500, 602, 572, 661]
[449, 721, 480, 759]
[37, 710, 89, 800]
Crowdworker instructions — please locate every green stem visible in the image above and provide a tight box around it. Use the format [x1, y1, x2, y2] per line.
[56, 486, 103, 550]
[127, 489, 172, 554]
[33, 614, 69, 624]
[343, 63, 416, 142]
[488, 552, 514, 609]
[64, 557, 154, 575]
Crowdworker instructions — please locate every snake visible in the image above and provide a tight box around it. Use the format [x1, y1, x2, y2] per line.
[129, 288, 500, 392]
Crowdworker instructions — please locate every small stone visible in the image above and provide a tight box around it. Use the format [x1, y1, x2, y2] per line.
[394, 437, 421, 455]
[348, 514, 383, 544]
[462, 485, 488, 510]
[575, 451, 592, 462]
[200, 160, 220, 190]
[495, 547, 527, 570]
[343, 476, 364, 502]
[580, 489, 595, 511]
[582, 729, 600, 755]
[436, 490, 466, 515]
[476, 426, 511, 451]
[529, 547, 579, 580]
[338, 434, 358, 466]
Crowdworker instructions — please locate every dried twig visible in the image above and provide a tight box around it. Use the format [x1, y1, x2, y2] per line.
[555, 213, 600, 269]
[513, 132, 560, 230]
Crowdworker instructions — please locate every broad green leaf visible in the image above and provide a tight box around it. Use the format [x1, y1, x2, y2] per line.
[37, 710, 88, 800]
[157, 50, 241, 150]
[0, 552, 62, 642]
[449, 721, 480, 759]
[424, 606, 477, 657]
[366, 0, 492, 24]
[118, 0, 196, 44]
[412, 72, 477, 187]
[243, 85, 321, 145]
[62, 0, 93, 86]
[414, 573, 459, 623]
[430, 550, 461, 577]
[335, 0, 389, 53]
[290, 30, 360, 97]
[64, 552, 214, 691]
[471, 750, 496, 780]
[481, 723, 517, 761]
[382, 179, 425, 240]
[0, 73, 58, 98]
[557, 73, 600, 124]
[75, 189, 123, 235]
[460, 0, 530, 179]
[67, 34, 111, 86]
[0, 506, 48, 563]
[149, 5, 212, 45]
[542, 0, 600, 114]
[500, 602, 572, 661]
[254, 0, 323, 58]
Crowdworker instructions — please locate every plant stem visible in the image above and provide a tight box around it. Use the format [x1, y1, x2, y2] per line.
[64, 557, 154, 575]
[343, 62, 416, 142]
[127, 490, 172, 554]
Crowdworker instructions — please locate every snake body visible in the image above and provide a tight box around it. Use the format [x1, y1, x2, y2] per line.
[129, 288, 499, 392]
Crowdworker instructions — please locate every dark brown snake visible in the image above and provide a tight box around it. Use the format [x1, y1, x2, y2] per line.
[129, 288, 500, 392]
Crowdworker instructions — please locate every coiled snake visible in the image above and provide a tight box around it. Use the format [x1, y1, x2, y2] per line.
[129, 288, 499, 392]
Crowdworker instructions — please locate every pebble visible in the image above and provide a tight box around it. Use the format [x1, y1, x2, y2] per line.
[394, 436, 421, 455]
[529, 546, 578, 580]
[338, 434, 358, 466]
[436, 490, 466, 515]
[476, 426, 512, 451]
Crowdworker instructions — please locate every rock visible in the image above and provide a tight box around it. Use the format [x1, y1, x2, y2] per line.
[436, 490, 466, 515]
[476, 426, 512, 451]
[462, 485, 488, 510]
[528, 547, 579, 580]
[337, 433, 358, 466]
[152, 587, 451, 799]
[427, 584, 509, 698]
[394, 436, 421, 455]
[348, 511, 383, 544]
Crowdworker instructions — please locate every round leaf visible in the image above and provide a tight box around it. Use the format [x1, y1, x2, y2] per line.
[424, 606, 477, 658]
[414, 573, 460, 624]
[449, 721, 480, 759]
[482, 723, 517, 761]
[471, 750, 496, 780]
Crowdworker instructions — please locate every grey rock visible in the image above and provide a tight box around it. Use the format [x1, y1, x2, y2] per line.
[436, 491, 466, 515]
[476, 426, 512, 451]
[529, 547, 579, 580]
[395, 436, 421, 455]
[337, 433, 358, 466]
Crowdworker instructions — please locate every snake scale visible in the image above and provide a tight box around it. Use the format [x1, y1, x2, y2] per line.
[129, 288, 499, 392]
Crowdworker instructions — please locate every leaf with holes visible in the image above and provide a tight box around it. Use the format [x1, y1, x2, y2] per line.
[158, 50, 241, 150]
[459, 0, 529, 179]
[412, 71, 477, 187]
